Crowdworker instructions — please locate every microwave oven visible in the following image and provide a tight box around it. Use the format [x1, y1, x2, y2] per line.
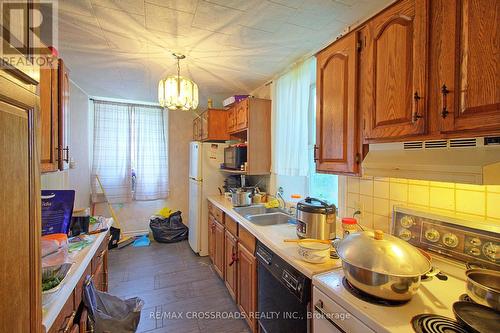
[224, 146, 247, 170]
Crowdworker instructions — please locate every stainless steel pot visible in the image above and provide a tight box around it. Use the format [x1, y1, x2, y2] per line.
[230, 188, 254, 207]
[333, 230, 431, 301]
[296, 197, 336, 240]
[466, 268, 500, 311]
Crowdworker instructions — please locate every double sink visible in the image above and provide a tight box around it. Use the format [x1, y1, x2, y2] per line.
[233, 205, 295, 226]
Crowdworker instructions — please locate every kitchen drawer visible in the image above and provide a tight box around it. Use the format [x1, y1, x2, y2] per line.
[225, 215, 238, 236]
[74, 264, 91, 307]
[208, 201, 224, 224]
[48, 291, 75, 333]
[238, 225, 255, 254]
[312, 287, 375, 333]
[91, 237, 108, 274]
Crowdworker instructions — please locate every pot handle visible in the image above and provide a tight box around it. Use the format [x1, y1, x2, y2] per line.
[305, 197, 330, 207]
[466, 262, 488, 270]
[331, 238, 342, 252]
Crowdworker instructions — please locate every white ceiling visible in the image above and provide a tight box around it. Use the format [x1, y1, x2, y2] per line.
[57, 0, 392, 106]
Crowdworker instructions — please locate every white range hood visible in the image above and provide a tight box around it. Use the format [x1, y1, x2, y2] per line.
[362, 137, 500, 185]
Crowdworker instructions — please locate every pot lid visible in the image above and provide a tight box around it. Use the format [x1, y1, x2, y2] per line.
[336, 230, 431, 276]
[297, 197, 336, 214]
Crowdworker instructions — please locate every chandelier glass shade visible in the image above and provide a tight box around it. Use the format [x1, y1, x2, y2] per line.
[158, 55, 199, 111]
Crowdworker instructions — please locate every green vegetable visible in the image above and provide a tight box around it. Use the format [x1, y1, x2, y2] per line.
[42, 276, 61, 291]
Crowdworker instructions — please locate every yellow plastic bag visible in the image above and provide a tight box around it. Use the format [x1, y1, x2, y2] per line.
[156, 207, 173, 218]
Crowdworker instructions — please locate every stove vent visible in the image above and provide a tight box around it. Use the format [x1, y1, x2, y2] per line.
[424, 140, 448, 149]
[449, 138, 478, 148]
[403, 141, 423, 150]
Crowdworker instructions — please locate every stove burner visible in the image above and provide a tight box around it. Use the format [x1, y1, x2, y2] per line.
[342, 277, 409, 307]
[411, 314, 468, 333]
[458, 294, 474, 303]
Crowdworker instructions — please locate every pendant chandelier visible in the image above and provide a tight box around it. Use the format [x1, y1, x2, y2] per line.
[158, 53, 199, 111]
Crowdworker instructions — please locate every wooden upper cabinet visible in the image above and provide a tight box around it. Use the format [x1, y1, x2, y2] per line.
[316, 32, 361, 175]
[199, 108, 230, 142]
[227, 106, 237, 133]
[58, 59, 70, 170]
[193, 116, 201, 141]
[40, 57, 59, 172]
[438, 0, 500, 133]
[362, 0, 428, 141]
[235, 100, 248, 131]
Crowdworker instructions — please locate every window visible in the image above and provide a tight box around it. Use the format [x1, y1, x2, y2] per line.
[272, 59, 338, 206]
[91, 100, 168, 203]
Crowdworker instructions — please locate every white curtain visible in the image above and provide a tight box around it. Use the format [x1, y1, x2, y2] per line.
[133, 106, 169, 200]
[272, 57, 316, 177]
[91, 101, 133, 203]
[91, 101, 168, 203]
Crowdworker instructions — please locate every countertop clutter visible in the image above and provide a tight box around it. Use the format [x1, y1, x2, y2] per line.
[42, 219, 112, 332]
[207, 196, 341, 278]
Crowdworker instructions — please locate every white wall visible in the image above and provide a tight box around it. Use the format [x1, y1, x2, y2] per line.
[41, 81, 91, 210]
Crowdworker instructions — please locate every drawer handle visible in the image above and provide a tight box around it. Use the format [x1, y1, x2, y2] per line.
[314, 300, 347, 333]
[412, 91, 424, 123]
[63, 310, 77, 333]
[107, 234, 113, 242]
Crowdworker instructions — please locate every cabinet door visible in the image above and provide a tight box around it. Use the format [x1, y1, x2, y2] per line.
[316, 32, 360, 175]
[235, 100, 248, 131]
[439, 0, 500, 133]
[213, 220, 225, 279]
[58, 59, 70, 170]
[201, 111, 208, 141]
[193, 117, 201, 140]
[363, 0, 428, 140]
[40, 58, 59, 172]
[237, 243, 257, 332]
[227, 107, 236, 132]
[0, 70, 41, 333]
[224, 230, 238, 300]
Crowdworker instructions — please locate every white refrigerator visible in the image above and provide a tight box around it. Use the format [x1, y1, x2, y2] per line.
[188, 141, 227, 256]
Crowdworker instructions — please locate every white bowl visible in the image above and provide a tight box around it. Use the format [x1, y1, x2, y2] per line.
[297, 241, 331, 264]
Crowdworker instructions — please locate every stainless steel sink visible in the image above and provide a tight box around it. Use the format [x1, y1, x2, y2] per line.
[233, 205, 285, 218]
[246, 212, 294, 226]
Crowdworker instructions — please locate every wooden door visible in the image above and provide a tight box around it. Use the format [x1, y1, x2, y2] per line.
[316, 32, 361, 175]
[213, 220, 225, 278]
[201, 111, 208, 141]
[193, 117, 201, 140]
[0, 69, 41, 332]
[227, 107, 236, 132]
[438, 0, 500, 133]
[58, 59, 70, 170]
[237, 243, 257, 332]
[208, 215, 216, 261]
[40, 57, 59, 172]
[235, 100, 248, 131]
[362, 0, 428, 140]
[224, 230, 238, 300]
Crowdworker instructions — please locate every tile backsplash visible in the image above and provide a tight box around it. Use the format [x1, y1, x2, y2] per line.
[343, 176, 500, 233]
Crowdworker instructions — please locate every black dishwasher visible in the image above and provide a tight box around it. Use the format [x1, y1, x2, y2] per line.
[256, 241, 311, 333]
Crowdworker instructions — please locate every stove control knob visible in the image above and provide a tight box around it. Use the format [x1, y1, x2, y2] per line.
[425, 228, 440, 243]
[482, 242, 499, 262]
[468, 247, 481, 256]
[469, 237, 482, 246]
[399, 229, 412, 241]
[442, 233, 459, 248]
[400, 216, 415, 228]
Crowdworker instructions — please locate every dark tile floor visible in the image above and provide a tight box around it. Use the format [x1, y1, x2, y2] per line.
[108, 240, 251, 333]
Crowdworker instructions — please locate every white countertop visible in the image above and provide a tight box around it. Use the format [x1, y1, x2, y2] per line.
[42, 219, 112, 331]
[207, 196, 341, 279]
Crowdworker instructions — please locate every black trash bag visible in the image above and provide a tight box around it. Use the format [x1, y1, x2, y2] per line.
[149, 211, 188, 243]
[83, 278, 144, 333]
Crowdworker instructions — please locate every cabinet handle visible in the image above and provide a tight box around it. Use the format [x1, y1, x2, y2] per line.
[314, 300, 347, 333]
[229, 246, 238, 266]
[62, 146, 70, 163]
[97, 250, 106, 259]
[413, 91, 423, 123]
[63, 311, 77, 333]
[441, 84, 450, 118]
[313, 145, 319, 162]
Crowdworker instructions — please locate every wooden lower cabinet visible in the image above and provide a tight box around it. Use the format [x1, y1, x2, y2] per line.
[48, 293, 76, 333]
[224, 231, 238, 300]
[237, 242, 257, 332]
[213, 219, 225, 279]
